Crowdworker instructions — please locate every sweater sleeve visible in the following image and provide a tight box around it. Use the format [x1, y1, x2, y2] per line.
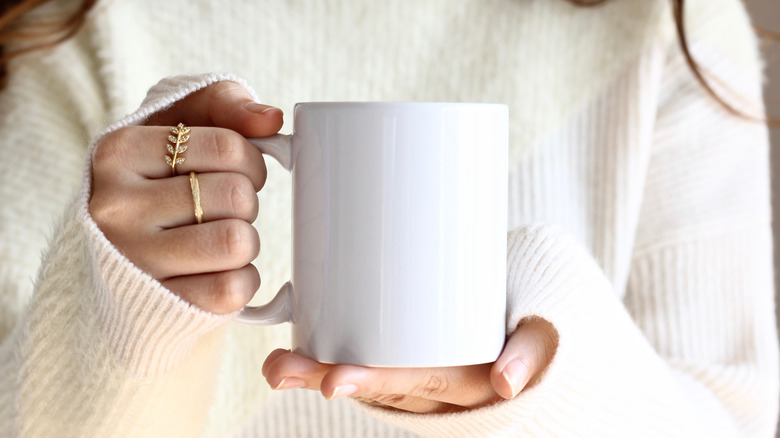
[361, 1, 778, 437]
[0, 72, 258, 437]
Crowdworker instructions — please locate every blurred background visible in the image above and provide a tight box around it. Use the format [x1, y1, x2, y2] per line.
[742, 0, 779, 435]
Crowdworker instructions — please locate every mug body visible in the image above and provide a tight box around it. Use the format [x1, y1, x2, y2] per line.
[288, 102, 508, 367]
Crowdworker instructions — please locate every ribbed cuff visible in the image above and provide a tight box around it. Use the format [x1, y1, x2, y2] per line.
[82, 213, 234, 376]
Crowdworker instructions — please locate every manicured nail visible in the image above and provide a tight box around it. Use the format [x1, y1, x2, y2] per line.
[328, 383, 358, 400]
[501, 359, 529, 398]
[273, 377, 306, 390]
[245, 102, 281, 115]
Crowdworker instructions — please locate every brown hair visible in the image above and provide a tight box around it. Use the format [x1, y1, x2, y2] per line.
[573, 0, 776, 123]
[0, 0, 773, 122]
[0, 0, 96, 88]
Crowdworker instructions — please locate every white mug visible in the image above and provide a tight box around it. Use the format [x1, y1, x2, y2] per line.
[241, 102, 508, 367]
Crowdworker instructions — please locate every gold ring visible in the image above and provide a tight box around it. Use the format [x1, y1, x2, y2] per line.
[189, 171, 204, 224]
[165, 123, 191, 175]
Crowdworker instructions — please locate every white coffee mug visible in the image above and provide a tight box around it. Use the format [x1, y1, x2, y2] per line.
[240, 102, 508, 367]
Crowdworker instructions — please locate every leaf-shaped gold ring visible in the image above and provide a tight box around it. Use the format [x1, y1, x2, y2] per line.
[165, 123, 191, 175]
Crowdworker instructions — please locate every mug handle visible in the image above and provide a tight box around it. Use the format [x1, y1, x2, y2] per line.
[232, 134, 293, 326]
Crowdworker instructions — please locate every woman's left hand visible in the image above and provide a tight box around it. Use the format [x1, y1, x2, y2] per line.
[262, 318, 558, 413]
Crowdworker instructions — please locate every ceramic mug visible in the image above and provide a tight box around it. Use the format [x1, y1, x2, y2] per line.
[240, 102, 508, 367]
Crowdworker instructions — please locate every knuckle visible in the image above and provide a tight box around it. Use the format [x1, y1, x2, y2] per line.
[226, 175, 258, 220]
[89, 188, 136, 233]
[221, 221, 258, 263]
[255, 157, 268, 191]
[88, 195, 153, 275]
[88, 193, 117, 227]
[416, 372, 449, 398]
[209, 271, 250, 311]
[208, 80, 245, 98]
[206, 81, 249, 122]
[211, 129, 245, 168]
[92, 128, 132, 168]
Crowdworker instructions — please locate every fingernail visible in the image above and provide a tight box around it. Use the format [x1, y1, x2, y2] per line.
[328, 383, 358, 400]
[245, 102, 281, 115]
[501, 359, 529, 398]
[273, 377, 306, 390]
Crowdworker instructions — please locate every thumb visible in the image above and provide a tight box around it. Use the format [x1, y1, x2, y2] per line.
[145, 81, 284, 138]
[490, 317, 559, 399]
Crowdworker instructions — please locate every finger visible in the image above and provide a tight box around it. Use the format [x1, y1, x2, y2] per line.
[261, 351, 488, 414]
[129, 219, 260, 279]
[491, 317, 559, 399]
[96, 126, 268, 189]
[263, 350, 333, 391]
[319, 363, 498, 408]
[160, 264, 261, 314]
[145, 81, 284, 138]
[139, 173, 258, 228]
[352, 393, 452, 414]
[262, 348, 291, 378]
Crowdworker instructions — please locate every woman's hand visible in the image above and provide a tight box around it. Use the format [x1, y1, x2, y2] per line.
[262, 317, 558, 413]
[89, 82, 283, 314]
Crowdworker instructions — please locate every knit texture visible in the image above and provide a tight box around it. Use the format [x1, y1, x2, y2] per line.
[0, 0, 776, 437]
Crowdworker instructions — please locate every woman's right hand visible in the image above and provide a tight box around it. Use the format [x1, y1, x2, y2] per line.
[88, 82, 283, 314]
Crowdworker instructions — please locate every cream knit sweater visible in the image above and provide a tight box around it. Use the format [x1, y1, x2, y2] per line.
[0, 0, 777, 437]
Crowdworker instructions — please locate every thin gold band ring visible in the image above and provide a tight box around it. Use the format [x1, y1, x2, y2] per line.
[189, 171, 204, 224]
